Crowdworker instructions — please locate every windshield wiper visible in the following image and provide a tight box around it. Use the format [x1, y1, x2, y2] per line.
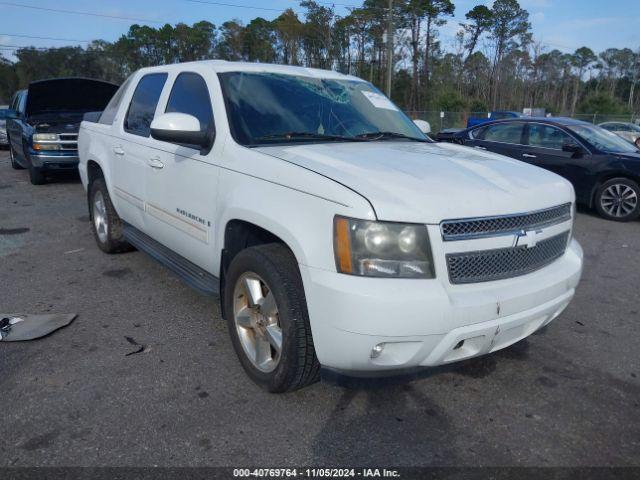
[355, 131, 429, 142]
[256, 131, 367, 143]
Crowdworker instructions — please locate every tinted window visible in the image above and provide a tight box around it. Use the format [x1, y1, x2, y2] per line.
[481, 123, 524, 144]
[165, 73, 214, 136]
[124, 73, 167, 137]
[528, 124, 576, 150]
[18, 92, 27, 114]
[569, 124, 638, 154]
[99, 76, 133, 125]
[218, 72, 427, 146]
[470, 125, 487, 139]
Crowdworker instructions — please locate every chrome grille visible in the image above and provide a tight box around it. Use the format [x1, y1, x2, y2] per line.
[58, 133, 78, 151]
[446, 232, 569, 284]
[441, 204, 571, 241]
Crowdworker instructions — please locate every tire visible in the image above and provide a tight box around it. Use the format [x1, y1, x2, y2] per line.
[23, 141, 45, 185]
[89, 178, 133, 253]
[595, 177, 640, 222]
[8, 140, 24, 170]
[224, 243, 320, 393]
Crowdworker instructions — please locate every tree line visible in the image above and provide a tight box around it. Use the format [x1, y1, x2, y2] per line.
[1, 0, 638, 117]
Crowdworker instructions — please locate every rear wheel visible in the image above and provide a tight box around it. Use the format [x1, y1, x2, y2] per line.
[9, 140, 24, 170]
[224, 243, 320, 393]
[89, 178, 133, 253]
[595, 178, 640, 222]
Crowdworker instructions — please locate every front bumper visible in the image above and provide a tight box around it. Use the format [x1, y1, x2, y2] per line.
[29, 151, 79, 169]
[301, 239, 583, 374]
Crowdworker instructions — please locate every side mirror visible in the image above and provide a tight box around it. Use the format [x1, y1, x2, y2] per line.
[150, 113, 208, 147]
[562, 142, 582, 154]
[4, 109, 18, 119]
[413, 119, 431, 135]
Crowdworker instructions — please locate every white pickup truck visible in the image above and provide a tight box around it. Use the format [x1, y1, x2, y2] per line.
[78, 61, 583, 392]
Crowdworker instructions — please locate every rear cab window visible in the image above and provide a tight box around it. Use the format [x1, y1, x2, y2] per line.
[99, 76, 133, 126]
[124, 73, 168, 137]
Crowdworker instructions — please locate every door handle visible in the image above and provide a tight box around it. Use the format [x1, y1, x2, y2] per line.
[522, 153, 537, 158]
[474, 145, 487, 150]
[113, 146, 125, 156]
[148, 156, 164, 169]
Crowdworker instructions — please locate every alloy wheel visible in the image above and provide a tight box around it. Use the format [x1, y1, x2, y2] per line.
[600, 184, 638, 218]
[233, 272, 283, 373]
[93, 190, 109, 243]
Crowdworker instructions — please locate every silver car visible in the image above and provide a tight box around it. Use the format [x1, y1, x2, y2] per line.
[598, 122, 640, 148]
[0, 106, 9, 147]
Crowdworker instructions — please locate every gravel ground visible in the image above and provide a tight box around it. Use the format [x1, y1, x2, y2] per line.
[0, 150, 639, 467]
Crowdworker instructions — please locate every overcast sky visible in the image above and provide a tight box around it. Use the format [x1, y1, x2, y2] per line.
[1, 0, 638, 61]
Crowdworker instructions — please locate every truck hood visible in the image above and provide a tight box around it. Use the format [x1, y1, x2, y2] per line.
[26, 78, 118, 118]
[256, 141, 574, 223]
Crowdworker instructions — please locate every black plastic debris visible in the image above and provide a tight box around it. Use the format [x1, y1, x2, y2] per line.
[124, 336, 145, 356]
[0, 314, 77, 341]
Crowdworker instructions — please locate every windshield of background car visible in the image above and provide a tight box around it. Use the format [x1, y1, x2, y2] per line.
[568, 124, 638, 153]
[218, 71, 428, 146]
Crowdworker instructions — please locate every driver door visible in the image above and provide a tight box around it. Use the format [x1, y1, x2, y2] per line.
[143, 70, 220, 273]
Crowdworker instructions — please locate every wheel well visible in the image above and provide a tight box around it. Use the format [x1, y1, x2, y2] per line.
[220, 220, 289, 317]
[222, 220, 286, 271]
[87, 160, 104, 185]
[86, 161, 104, 219]
[590, 174, 640, 207]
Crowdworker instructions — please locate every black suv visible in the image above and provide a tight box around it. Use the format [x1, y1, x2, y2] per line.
[439, 117, 640, 221]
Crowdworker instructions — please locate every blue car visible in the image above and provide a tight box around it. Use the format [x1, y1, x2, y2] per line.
[6, 77, 118, 184]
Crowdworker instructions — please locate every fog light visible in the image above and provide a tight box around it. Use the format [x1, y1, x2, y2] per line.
[371, 343, 385, 359]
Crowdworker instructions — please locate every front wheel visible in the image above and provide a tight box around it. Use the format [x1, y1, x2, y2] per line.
[224, 244, 320, 393]
[595, 178, 640, 222]
[23, 142, 45, 185]
[89, 178, 133, 253]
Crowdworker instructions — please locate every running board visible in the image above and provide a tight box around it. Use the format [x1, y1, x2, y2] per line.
[123, 223, 219, 297]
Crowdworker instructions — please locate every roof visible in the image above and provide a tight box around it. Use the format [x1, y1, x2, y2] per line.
[136, 60, 363, 82]
[471, 116, 591, 128]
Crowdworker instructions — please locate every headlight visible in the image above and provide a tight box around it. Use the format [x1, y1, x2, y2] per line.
[33, 133, 58, 141]
[334, 216, 435, 278]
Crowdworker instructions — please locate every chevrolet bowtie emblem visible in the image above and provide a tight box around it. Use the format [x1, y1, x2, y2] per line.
[515, 229, 542, 248]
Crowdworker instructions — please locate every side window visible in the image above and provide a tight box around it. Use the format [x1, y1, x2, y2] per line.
[528, 124, 576, 150]
[470, 125, 488, 139]
[124, 73, 168, 137]
[482, 123, 524, 144]
[99, 75, 133, 125]
[18, 92, 27, 114]
[165, 72, 214, 137]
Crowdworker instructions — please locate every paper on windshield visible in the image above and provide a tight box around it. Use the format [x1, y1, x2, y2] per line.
[361, 90, 399, 111]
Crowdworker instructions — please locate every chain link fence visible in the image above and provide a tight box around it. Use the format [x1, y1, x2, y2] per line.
[405, 111, 640, 134]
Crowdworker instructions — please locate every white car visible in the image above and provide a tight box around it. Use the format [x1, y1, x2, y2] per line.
[78, 61, 583, 392]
